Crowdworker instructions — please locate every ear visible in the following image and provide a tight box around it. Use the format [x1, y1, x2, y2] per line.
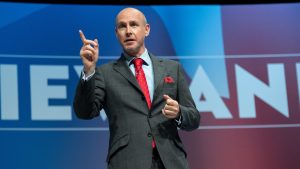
[145, 24, 150, 37]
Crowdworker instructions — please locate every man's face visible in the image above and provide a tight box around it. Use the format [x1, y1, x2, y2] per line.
[115, 9, 150, 56]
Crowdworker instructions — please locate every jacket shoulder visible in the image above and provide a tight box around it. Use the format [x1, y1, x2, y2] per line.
[96, 60, 117, 71]
[157, 57, 181, 69]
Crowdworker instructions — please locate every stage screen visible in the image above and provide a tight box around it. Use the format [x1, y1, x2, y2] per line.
[0, 2, 300, 169]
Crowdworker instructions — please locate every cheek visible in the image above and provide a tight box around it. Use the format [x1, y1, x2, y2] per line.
[136, 32, 146, 40]
[116, 31, 124, 38]
[117, 36, 125, 44]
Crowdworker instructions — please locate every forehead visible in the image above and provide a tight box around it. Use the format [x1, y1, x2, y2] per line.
[116, 9, 144, 24]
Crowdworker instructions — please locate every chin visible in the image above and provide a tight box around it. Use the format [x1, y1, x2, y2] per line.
[124, 47, 138, 55]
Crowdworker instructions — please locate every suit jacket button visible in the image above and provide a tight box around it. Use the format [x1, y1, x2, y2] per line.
[148, 114, 152, 118]
[147, 133, 152, 137]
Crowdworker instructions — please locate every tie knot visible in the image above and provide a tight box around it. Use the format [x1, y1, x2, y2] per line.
[133, 58, 143, 68]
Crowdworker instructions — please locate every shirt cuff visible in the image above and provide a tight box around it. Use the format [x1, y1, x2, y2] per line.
[81, 69, 95, 81]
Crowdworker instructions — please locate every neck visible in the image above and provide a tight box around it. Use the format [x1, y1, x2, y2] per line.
[124, 47, 146, 58]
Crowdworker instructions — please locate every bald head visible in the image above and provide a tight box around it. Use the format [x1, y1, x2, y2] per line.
[115, 7, 148, 27]
[114, 7, 150, 57]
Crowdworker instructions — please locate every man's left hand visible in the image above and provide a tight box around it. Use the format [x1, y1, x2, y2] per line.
[162, 94, 180, 119]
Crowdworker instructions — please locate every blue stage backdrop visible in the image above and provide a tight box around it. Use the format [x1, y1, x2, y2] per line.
[0, 2, 300, 169]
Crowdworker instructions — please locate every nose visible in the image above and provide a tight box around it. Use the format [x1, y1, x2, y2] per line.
[125, 26, 132, 36]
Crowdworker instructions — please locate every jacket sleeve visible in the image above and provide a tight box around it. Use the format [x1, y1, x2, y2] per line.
[176, 63, 201, 131]
[73, 67, 105, 119]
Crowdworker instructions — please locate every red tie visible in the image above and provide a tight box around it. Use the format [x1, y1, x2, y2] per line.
[133, 58, 152, 109]
[133, 58, 156, 148]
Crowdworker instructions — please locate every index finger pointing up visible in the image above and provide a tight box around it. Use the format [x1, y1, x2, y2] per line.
[79, 30, 86, 44]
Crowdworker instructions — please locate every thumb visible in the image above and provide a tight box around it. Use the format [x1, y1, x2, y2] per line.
[93, 39, 99, 49]
[163, 94, 172, 101]
[94, 39, 99, 48]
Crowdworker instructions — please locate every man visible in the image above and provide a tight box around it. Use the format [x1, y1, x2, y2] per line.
[73, 7, 200, 169]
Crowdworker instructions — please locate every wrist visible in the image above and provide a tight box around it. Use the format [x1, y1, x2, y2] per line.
[84, 66, 95, 76]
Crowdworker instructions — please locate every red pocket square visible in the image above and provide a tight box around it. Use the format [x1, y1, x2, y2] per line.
[164, 76, 174, 83]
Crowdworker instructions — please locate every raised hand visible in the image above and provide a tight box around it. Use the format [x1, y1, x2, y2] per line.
[79, 30, 99, 75]
[162, 94, 180, 119]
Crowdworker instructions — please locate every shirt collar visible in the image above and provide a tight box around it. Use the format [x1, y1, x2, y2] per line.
[124, 49, 151, 66]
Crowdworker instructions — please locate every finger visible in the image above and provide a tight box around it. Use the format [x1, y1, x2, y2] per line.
[84, 45, 97, 55]
[94, 39, 99, 48]
[79, 30, 98, 47]
[163, 109, 174, 115]
[163, 94, 173, 105]
[164, 104, 178, 112]
[162, 108, 172, 118]
[163, 109, 177, 118]
[80, 46, 93, 57]
[79, 30, 86, 44]
[83, 50, 93, 57]
[167, 99, 179, 106]
[83, 39, 98, 47]
[81, 51, 94, 60]
[163, 94, 172, 101]
[162, 109, 166, 116]
[163, 94, 178, 106]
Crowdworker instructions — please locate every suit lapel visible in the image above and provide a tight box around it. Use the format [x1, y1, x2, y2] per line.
[150, 53, 166, 103]
[113, 55, 143, 94]
[113, 53, 166, 110]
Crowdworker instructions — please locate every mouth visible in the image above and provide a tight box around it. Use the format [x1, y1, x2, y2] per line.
[124, 39, 135, 43]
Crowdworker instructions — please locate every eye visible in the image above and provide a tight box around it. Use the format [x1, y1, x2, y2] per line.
[117, 23, 126, 30]
[130, 22, 139, 28]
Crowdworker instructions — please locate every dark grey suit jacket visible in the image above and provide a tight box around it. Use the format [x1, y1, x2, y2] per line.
[73, 53, 200, 169]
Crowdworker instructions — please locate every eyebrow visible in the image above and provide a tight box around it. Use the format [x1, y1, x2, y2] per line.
[117, 20, 140, 26]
